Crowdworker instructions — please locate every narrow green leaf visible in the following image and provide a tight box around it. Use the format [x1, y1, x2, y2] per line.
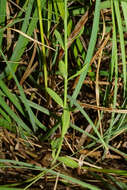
[0, 159, 101, 189]
[0, 95, 31, 133]
[68, 95, 108, 151]
[67, 19, 72, 36]
[105, 0, 118, 146]
[0, 107, 11, 123]
[76, 38, 83, 53]
[74, 45, 78, 58]
[52, 109, 70, 165]
[33, 114, 46, 131]
[0, 188, 23, 190]
[8, 0, 35, 78]
[0, 80, 47, 131]
[53, 1, 59, 21]
[0, 49, 37, 132]
[47, 0, 52, 37]
[70, 123, 97, 141]
[24, 99, 50, 115]
[0, 118, 12, 131]
[71, 0, 101, 104]
[100, 0, 111, 9]
[58, 156, 78, 168]
[56, 0, 65, 20]
[46, 87, 63, 107]
[59, 60, 67, 78]
[0, 0, 6, 48]
[62, 108, 70, 137]
[68, 63, 87, 81]
[54, 29, 64, 49]
[114, 0, 126, 96]
[0, 80, 25, 116]
[121, 1, 127, 30]
[0, 0, 39, 79]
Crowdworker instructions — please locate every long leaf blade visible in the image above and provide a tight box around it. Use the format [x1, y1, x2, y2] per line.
[46, 87, 64, 107]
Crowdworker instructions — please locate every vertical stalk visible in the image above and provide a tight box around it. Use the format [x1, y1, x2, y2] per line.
[63, 0, 68, 110]
[52, 0, 69, 165]
[37, 0, 48, 88]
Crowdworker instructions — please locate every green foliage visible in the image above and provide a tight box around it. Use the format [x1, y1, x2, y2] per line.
[0, 188, 23, 190]
[46, 87, 64, 107]
[56, 0, 65, 20]
[0, 0, 127, 189]
[61, 108, 70, 137]
[71, 0, 101, 104]
[57, 156, 79, 168]
[114, 0, 126, 96]
[54, 29, 64, 49]
[0, 0, 6, 48]
[58, 60, 67, 77]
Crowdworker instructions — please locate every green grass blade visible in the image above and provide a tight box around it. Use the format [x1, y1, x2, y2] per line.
[0, 159, 40, 168]
[121, 1, 127, 30]
[100, 0, 111, 9]
[33, 114, 46, 131]
[0, 188, 23, 190]
[37, 0, 48, 88]
[70, 123, 97, 141]
[106, 0, 118, 145]
[8, 0, 34, 77]
[0, 95, 31, 133]
[42, 122, 60, 141]
[0, 0, 6, 48]
[0, 1, 39, 79]
[0, 118, 15, 132]
[69, 96, 108, 150]
[114, 0, 126, 96]
[68, 62, 87, 81]
[0, 1, 29, 34]
[56, 0, 65, 21]
[109, 145, 127, 159]
[59, 60, 67, 78]
[58, 156, 79, 168]
[0, 107, 11, 123]
[25, 99, 50, 115]
[54, 29, 64, 49]
[61, 108, 70, 137]
[0, 80, 25, 116]
[52, 108, 70, 164]
[109, 175, 127, 190]
[0, 49, 37, 132]
[0, 159, 101, 190]
[0, 18, 24, 33]
[53, 0, 59, 21]
[81, 166, 127, 177]
[71, 0, 101, 104]
[47, 0, 52, 38]
[46, 87, 64, 107]
[1, 159, 100, 190]
[0, 79, 47, 131]
[48, 169, 101, 190]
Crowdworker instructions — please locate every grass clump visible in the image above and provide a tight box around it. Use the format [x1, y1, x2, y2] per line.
[0, 0, 127, 189]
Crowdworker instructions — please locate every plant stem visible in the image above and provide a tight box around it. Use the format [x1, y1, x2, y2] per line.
[52, 0, 69, 165]
[37, 0, 48, 88]
[64, 0, 68, 109]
